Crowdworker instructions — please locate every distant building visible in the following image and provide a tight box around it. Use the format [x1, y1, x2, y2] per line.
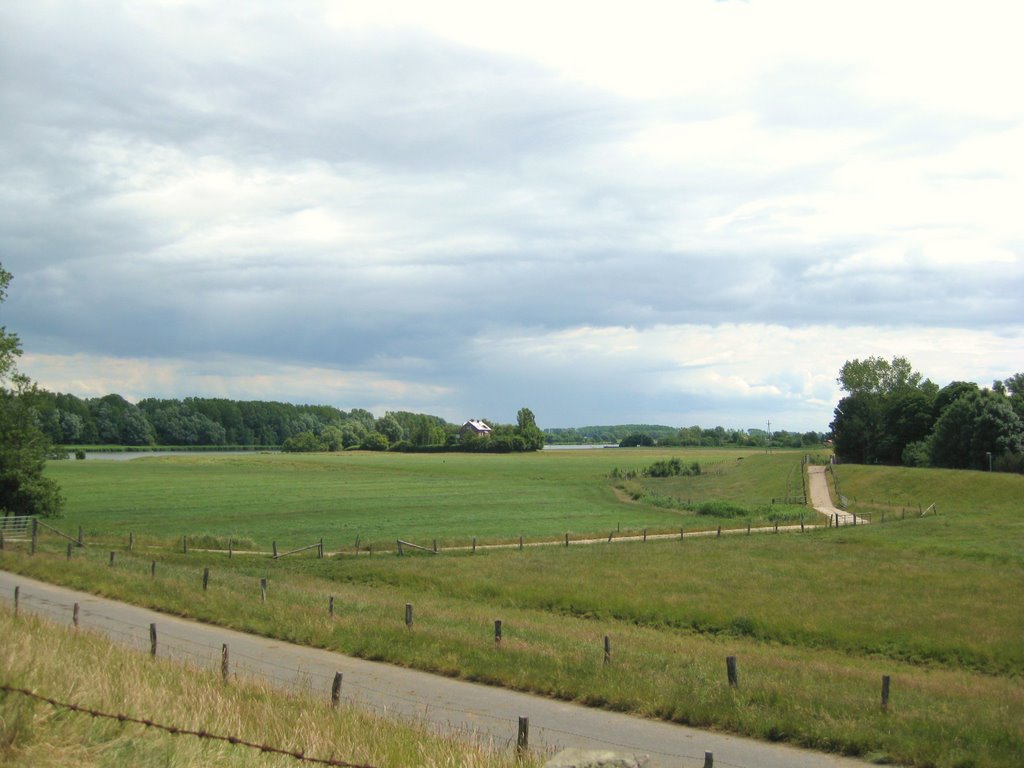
[460, 419, 492, 437]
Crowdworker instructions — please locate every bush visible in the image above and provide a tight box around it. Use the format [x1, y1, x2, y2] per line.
[901, 439, 932, 467]
[693, 500, 749, 518]
[359, 432, 389, 451]
[281, 431, 326, 452]
[643, 458, 701, 478]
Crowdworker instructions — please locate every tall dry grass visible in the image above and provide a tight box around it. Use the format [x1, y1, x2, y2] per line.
[0, 604, 541, 768]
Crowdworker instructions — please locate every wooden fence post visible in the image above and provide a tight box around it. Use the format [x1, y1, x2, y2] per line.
[495, 619, 502, 647]
[13, 586, 19, 617]
[319, 538, 324, 558]
[405, 603, 413, 629]
[228, 539, 233, 559]
[78, 525, 83, 546]
[332, 672, 343, 707]
[151, 560, 156, 577]
[516, 716, 529, 759]
[472, 537, 477, 553]
[31, 519, 37, 554]
[222, 644, 229, 683]
[329, 596, 335, 616]
[881, 675, 891, 712]
[149, 623, 157, 656]
[800, 519, 805, 533]
[643, 528, 647, 542]
[774, 522, 778, 533]
[129, 532, 134, 552]
[260, 578, 267, 604]
[397, 540, 404, 556]
[66, 542, 72, 560]
[0, 530, 4, 550]
[717, 526, 721, 537]
[519, 535, 524, 550]
[604, 635, 611, 665]
[109, 551, 115, 566]
[703, 751, 714, 768]
[564, 532, 569, 547]
[433, 539, 438, 553]
[73, 602, 80, 628]
[726, 656, 738, 688]
[203, 567, 210, 591]
[272, 541, 278, 559]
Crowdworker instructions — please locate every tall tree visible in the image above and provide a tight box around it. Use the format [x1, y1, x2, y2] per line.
[837, 356, 922, 397]
[0, 264, 64, 517]
[515, 407, 545, 450]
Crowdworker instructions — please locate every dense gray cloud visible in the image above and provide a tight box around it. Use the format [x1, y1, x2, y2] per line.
[2, 1, 1022, 431]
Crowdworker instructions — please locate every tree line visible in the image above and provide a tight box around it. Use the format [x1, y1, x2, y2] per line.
[31, 392, 548, 454]
[830, 356, 1024, 472]
[545, 424, 825, 448]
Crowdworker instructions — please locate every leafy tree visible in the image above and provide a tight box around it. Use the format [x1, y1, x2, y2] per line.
[993, 373, 1024, 420]
[376, 414, 404, 445]
[933, 381, 979, 420]
[837, 355, 922, 396]
[879, 388, 935, 464]
[831, 391, 884, 464]
[0, 264, 65, 517]
[515, 407, 545, 451]
[90, 394, 155, 446]
[321, 425, 344, 451]
[832, 356, 932, 465]
[929, 390, 1023, 470]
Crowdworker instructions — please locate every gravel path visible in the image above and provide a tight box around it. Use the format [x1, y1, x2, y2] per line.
[807, 465, 864, 525]
[1, 569, 881, 768]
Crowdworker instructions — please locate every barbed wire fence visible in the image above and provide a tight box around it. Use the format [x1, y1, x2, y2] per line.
[1, 583, 741, 768]
[0, 683, 376, 768]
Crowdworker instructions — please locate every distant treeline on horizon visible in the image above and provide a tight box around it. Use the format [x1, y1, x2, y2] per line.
[32, 391, 824, 450]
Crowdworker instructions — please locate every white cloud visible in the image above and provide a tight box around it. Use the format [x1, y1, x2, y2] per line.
[3, 1, 1023, 430]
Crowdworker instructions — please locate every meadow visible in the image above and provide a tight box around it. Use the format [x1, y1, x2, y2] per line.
[1, 448, 1021, 767]
[41, 447, 795, 549]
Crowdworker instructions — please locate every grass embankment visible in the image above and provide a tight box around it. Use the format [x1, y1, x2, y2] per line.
[13, 450, 1022, 767]
[0, 605, 539, 767]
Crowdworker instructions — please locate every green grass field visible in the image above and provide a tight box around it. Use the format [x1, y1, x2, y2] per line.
[2, 449, 1020, 767]
[42, 447, 792, 548]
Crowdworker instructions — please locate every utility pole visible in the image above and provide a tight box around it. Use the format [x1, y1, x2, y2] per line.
[767, 419, 772, 454]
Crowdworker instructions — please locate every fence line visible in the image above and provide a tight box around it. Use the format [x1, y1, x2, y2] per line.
[0, 515, 34, 535]
[0, 683, 376, 768]
[3, 585, 738, 766]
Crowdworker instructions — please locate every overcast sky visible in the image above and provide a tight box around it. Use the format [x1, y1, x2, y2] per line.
[2, 1, 1022, 432]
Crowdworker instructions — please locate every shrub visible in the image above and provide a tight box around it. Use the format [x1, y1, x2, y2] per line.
[281, 431, 326, 452]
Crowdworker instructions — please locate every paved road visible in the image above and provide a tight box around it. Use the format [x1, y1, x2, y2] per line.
[1, 569, 880, 768]
[807, 465, 864, 526]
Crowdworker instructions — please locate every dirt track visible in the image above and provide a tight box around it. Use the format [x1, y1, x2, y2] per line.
[807, 465, 864, 525]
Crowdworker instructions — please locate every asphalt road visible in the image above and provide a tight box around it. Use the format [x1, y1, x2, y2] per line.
[1, 569, 881, 768]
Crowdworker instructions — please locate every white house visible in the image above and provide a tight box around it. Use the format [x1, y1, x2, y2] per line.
[460, 419, 492, 437]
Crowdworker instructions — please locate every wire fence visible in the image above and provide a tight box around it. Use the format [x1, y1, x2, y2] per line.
[1, 583, 742, 768]
[0, 683, 376, 768]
